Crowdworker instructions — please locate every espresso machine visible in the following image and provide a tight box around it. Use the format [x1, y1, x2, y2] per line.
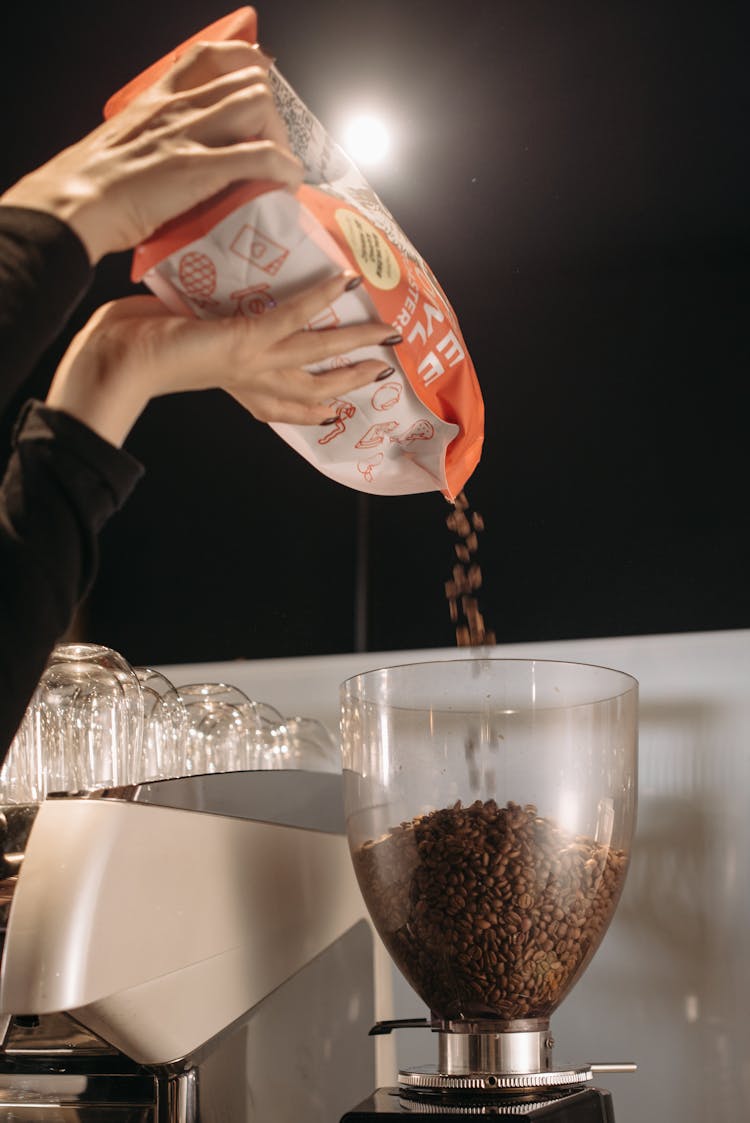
[0, 769, 389, 1121]
[0, 643, 395, 1120]
[338, 658, 639, 1120]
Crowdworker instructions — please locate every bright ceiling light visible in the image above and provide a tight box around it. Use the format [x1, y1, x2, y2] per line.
[343, 114, 391, 166]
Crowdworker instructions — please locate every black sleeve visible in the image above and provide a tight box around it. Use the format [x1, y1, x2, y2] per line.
[0, 401, 144, 761]
[0, 206, 93, 418]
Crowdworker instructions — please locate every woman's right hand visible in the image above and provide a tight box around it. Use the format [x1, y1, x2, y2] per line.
[45, 271, 401, 447]
[0, 15, 302, 263]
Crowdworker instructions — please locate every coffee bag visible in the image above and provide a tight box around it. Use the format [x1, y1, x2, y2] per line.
[105, 8, 484, 499]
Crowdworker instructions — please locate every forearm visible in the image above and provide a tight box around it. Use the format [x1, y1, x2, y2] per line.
[0, 206, 93, 416]
[45, 339, 152, 449]
[1, 172, 98, 265]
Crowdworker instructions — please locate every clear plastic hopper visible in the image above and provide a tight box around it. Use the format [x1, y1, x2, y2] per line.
[340, 658, 638, 1106]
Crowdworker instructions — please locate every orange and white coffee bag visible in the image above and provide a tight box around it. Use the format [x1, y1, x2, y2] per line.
[105, 8, 484, 499]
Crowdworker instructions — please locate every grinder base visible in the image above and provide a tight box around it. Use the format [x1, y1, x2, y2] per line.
[341, 1085, 616, 1120]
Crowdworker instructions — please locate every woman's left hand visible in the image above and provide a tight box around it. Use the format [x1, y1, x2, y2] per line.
[45, 270, 400, 446]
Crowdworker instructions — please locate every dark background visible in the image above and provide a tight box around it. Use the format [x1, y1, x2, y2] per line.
[1, 0, 748, 665]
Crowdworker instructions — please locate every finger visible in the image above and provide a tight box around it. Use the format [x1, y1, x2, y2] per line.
[177, 138, 304, 193]
[264, 322, 400, 370]
[165, 41, 270, 93]
[243, 357, 395, 406]
[233, 272, 375, 355]
[227, 358, 396, 425]
[303, 359, 398, 399]
[163, 63, 272, 112]
[181, 81, 290, 151]
[227, 384, 351, 427]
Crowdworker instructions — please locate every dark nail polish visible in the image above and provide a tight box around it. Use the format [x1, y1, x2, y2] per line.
[321, 416, 339, 426]
[375, 367, 396, 382]
[381, 333, 403, 346]
[345, 274, 364, 291]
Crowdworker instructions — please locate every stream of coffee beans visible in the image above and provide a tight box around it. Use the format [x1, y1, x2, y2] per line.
[353, 798, 628, 1022]
[445, 490, 495, 647]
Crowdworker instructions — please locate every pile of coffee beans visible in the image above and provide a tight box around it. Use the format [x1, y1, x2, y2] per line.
[445, 491, 495, 647]
[353, 798, 628, 1022]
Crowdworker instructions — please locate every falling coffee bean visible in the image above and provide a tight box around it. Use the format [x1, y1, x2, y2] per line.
[444, 491, 496, 647]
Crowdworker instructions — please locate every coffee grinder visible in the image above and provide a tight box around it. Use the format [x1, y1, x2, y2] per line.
[339, 658, 638, 1120]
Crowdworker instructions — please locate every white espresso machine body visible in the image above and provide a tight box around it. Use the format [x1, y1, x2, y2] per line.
[0, 771, 393, 1121]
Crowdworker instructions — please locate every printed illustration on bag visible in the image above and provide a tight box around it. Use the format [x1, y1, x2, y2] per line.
[230, 224, 289, 276]
[317, 399, 356, 445]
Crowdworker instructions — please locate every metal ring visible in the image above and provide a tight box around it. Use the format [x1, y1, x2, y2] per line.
[399, 1066, 593, 1092]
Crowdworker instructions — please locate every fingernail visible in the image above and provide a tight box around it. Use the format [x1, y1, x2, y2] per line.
[321, 416, 339, 426]
[344, 274, 364, 291]
[375, 366, 396, 382]
[381, 333, 403, 346]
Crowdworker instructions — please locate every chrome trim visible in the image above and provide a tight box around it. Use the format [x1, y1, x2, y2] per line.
[590, 1062, 637, 1074]
[2, 1012, 116, 1055]
[50, 770, 347, 832]
[164, 1070, 198, 1123]
[0, 1071, 156, 1104]
[397, 1096, 569, 1115]
[399, 1066, 594, 1092]
[438, 1026, 554, 1076]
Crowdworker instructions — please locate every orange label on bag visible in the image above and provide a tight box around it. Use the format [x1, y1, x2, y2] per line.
[298, 188, 484, 497]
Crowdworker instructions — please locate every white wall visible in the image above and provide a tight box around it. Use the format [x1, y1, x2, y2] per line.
[160, 628, 750, 1123]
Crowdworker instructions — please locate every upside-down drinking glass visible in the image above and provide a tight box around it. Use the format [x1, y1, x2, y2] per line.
[25, 643, 144, 795]
[133, 667, 187, 782]
[175, 683, 264, 776]
[270, 716, 340, 772]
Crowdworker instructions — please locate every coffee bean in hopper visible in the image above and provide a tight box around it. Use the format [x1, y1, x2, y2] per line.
[353, 799, 628, 1021]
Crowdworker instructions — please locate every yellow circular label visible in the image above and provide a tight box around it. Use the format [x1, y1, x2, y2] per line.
[335, 209, 401, 290]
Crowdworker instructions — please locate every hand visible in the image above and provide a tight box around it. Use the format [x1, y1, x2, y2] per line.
[45, 271, 399, 447]
[0, 30, 302, 263]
